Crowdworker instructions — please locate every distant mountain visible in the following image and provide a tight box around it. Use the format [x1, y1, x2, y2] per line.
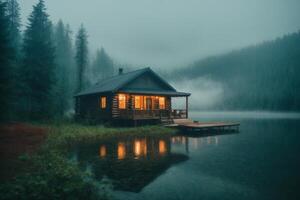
[171, 31, 300, 111]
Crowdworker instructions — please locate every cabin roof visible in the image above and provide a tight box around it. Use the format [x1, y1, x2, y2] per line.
[75, 67, 190, 97]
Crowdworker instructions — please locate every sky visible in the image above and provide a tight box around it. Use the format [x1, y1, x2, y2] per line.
[19, 0, 300, 70]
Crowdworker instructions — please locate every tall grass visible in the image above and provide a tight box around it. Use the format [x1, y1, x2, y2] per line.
[46, 123, 173, 148]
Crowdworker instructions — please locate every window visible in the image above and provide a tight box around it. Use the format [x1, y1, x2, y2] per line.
[154, 96, 159, 109]
[134, 96, 141, 109]
[118, 94, 126, 109]
[101, 97, 106, 109]
[159, 97, 165, 109]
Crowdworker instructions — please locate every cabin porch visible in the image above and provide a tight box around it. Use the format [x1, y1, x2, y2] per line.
[113, 93, 189, 121]
[117, 109, 188, 120]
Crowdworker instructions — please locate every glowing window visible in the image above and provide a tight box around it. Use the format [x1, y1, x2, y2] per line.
[159, 97, 165, 109]
[101, 97, 106, 109]
[118, 94, 126, 109]
[154, 96, 159, 109]
[134, 96, 141, 109]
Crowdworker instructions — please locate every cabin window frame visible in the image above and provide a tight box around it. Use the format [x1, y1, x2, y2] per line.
[134, 95, 142, 109]
[100, 96, 106, 109]
[118, 94, 126, 109]
[159, 97, 165, 109]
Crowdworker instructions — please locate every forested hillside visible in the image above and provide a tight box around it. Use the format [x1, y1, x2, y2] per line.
[172, 31, 300, 111]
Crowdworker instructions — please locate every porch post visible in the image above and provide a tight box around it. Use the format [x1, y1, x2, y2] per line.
[185, 96, 188, 119]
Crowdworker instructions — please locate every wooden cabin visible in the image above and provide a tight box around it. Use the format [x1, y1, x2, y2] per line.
[74, 67, 190, 124]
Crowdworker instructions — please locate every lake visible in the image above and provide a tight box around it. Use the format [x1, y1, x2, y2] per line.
[70, 111, 300, 200]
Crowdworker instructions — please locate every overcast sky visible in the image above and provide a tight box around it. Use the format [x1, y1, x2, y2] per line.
[19, 0, 300, 70]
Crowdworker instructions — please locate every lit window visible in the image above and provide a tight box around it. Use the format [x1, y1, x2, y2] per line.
[118, 94, 126, 109]
[154, 96, 159, 109]
[101, 97, 106, 109]
[134, 96, 141, 109]
[159, 97, 165, 109]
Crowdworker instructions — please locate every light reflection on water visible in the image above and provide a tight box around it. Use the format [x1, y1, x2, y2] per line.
[93, 136, 220, 160]
[71, 116, 300, 200]
[71, 133, 222, 192]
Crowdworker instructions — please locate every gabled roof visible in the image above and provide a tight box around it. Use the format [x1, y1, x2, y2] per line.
[75, 67, 190, 97]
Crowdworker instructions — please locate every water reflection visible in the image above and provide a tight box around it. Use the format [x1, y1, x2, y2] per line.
[134, 139, 147, 157]
[117, 142, 126, 160]
[99, 145, 106, 157]
[159, 140, 167, 155]
[72, 133, 222, 192]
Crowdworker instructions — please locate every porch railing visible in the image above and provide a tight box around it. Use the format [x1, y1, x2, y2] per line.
[172, 109, 187, 119]
[117, 109, 187, 119]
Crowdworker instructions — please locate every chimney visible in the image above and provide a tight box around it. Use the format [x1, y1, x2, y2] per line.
[119, 68, 123, 75]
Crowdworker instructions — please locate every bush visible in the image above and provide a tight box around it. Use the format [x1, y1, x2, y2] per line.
[0, 151, 112, 200]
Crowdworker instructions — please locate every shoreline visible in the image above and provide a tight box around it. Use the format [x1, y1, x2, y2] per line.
[0, 122, 172, 200]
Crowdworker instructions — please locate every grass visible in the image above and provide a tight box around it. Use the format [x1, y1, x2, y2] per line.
[46, 123, 173, 148]
[0, 122, 173, 200]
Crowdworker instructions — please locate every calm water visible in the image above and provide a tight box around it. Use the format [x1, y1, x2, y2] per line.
[71, 112, 300, 200]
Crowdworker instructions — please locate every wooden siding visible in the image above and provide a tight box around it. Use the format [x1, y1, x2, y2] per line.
[75, 92, 186, 122]
[112, 94, 172, 120]
[76, 93, 113, 121]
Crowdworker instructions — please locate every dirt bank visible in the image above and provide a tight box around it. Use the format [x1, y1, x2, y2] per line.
[0, 123, 47, 181]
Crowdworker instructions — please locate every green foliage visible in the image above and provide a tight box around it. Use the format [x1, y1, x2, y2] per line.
[0, 0, 13, 121]
[46, 122, 173, 149]
[20, 0, 57, 120]
[53, 20, 75, 116]
[5, 0, 21, 57]
[0, 1, 118, 121]
[5, 0, 23, 120]
[75, 24, 89, 93]
[0, 151, 112, 200]
[0, 122, 171, 199]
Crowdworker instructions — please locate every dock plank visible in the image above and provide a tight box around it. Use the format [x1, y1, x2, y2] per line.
[166, 119, 240, 133]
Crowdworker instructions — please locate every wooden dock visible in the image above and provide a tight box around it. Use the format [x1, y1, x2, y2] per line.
[166, 119, 240, 133]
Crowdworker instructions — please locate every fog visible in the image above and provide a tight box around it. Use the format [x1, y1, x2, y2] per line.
[8, 0, 299, 113]
[19, 0, 300, 70]
[171, 78, 224, 110]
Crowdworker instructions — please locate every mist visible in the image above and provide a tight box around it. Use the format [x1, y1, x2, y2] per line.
[19, 0, 300, 70]
[171, 77, 224, 110]
[1, 0, 299, 122]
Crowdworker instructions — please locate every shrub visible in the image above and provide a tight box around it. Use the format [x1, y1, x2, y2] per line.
[0, 151, 112, 200]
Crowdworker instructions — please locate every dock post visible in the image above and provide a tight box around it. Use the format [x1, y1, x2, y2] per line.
[186, 96, 189, 119]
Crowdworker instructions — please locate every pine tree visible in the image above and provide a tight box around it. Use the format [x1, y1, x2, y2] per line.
[65, 24, 77, 95]
[0, 0, 13, 121]
[21, 0, 56, 119]
[54, 20, 74, 116]
[5, 0, 21, 56]
[75, 24, 88, 93]
[5, 0, 21, 119]
[92, 47, 114, 82]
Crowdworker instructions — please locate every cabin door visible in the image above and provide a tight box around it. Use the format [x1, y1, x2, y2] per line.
[146, 97, 152, 110]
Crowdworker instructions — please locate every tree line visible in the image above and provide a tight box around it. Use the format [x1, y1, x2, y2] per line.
[0, 0, 115, 121]
[172, 31, 300, 111]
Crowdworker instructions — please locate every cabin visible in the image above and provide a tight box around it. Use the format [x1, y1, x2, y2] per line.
[74, 67, 191, 125]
